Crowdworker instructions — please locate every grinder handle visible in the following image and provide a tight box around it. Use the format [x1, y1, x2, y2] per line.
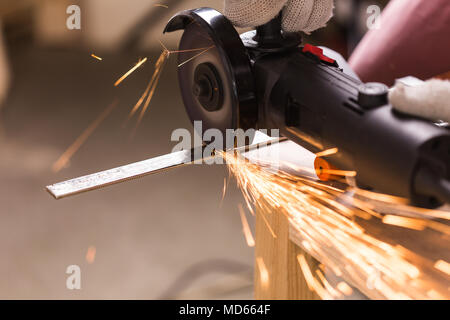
[251, 13, 302, 51]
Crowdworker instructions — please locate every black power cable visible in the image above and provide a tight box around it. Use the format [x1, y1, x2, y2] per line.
[157, 259, 252, 299]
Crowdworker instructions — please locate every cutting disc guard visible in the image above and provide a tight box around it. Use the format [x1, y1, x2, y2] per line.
[164, 8, 257, 146]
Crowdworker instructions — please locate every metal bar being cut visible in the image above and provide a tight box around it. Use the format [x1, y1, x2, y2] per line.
[46, 136, 284, 200]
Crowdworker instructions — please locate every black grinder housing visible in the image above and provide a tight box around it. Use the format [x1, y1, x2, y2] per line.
[165, 7, 450, 209]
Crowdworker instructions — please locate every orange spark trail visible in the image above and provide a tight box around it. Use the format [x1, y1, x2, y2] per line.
[316, 269, 342, 298]
[337, 281, 353, 296]
[382, 215, 427, 231]
[221, 150, 450, 299]
[128, 79, 153, 121]
[127, 42, 218, 131]
[52, 100, 118, 172]
[168, 47, 215, 54]
[220, 177, 228, 206]
[136, 52, 168, 126]
[126, 50, 169, 134]
[258, 209, 277, 239]
[178, 46, 215, 68]
[86, 246, 96, 264]
[256, 257, 269, 288]
[114, 57, 148, 87]
[154, 4, 168, 8]
[128, 40, 188, 131]
[238, 204, 255, 247]
[434, 260, 450, 276]
[91, 54, 102, 61]
[315, 147, 339, 158]
[158, 39, 169, 52]
[297, 254, 332, 299]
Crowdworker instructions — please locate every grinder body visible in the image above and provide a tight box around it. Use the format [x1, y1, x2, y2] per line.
[165, 7, 450, 208]
[251, 47, 450, 207]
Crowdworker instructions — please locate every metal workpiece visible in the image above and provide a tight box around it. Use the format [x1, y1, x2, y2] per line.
[46, 147, 207, 199]
[47, 135, 283, 199]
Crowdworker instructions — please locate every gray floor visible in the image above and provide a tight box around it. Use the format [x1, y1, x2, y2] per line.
[0, 46, 254, 299]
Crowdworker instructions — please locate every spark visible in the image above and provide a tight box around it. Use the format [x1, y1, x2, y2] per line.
[114, 57, 148, 87]
[422, 220, 450, 235]
[52, 100, 118, 172]
[168, 47, 215, 54]
[382, 215, 427, 231]
[127, 42, 216, 132]
[244, 194, 255, 216]
[178, 46, 215, 68]
[315, 148, 339, 158]
[86, 246, 96, 264]
[434, 260, 450, 276]
[91, 54, 102, 61]
[220, 150, 450, 299]
[154, 4, 168, 8]
[128, 80, 152, 120]
[297, 254, 332, 299]
[297, 254, 314, 291]
[256, 257, 269, 288]
[259, 209, 277, 239]
[238, 204, 255, 247]
[159, 39, 213, 55]
[158, 39, 168, 52]
[427, 289, 446, 300]
[337, 281, 353, 296]
[136, 51, 169, 126]
[128, 49, 169, 131]
[316, 269, 343, 298]
[220, 177, 228, 205]
[354, 188, 409, 205]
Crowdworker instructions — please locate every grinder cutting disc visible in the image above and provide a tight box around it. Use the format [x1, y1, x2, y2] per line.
[164, 8, 257, 146]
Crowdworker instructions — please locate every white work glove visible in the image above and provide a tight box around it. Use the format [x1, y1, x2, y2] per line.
[390, 79, 450, 123]
[224, 0, 334, 34]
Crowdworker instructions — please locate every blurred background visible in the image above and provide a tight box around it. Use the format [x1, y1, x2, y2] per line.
[0, 0, 388, 299]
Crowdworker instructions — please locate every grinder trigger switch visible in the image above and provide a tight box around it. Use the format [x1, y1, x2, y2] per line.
[302, 44, 338, 67]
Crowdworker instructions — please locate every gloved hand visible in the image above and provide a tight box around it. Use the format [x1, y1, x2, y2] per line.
[224, 1, 450, 124]
[224, 0, 334, 34]
[389, 79, 450, 123]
